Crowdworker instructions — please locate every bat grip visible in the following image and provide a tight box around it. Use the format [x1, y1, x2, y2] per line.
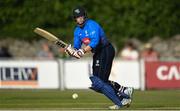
[55, 41, 66, 48]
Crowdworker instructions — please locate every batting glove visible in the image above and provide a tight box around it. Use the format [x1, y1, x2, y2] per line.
[76, 49, 85, 57]
[65, 44, 76, 56]
[72, 50, 81, 59]
[71, 49, 85, 59]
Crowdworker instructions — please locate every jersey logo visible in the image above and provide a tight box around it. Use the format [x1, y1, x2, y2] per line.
[82, 37, 90, 45]
[85, 30, 88, 36]
[91, 31, 95, 35]
[95, 60, 100, 66]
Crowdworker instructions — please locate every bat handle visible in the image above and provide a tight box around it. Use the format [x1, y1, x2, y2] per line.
[55, 41, 66, 48]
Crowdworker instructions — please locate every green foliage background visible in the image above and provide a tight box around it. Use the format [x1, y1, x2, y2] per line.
[0, 0, 180, 46]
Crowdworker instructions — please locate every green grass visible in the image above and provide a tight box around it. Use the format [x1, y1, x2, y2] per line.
[0, 89, 180, 110]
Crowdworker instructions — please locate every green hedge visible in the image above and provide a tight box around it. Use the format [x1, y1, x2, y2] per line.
[0, 0, 180, 46]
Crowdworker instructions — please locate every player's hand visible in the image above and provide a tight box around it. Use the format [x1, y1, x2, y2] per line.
[72, 50, 81, 59]
[65, 44, 76, 56]
[76, 49, 85, 57]
[72, 49, 85, 59]
[71, 49, 85, 59]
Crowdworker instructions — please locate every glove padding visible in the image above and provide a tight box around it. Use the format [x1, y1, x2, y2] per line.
[76, 49, 85, 57]
[65, 44, 76, 56]
[65, 45, 85, 59]
[71, 49, 85, 59]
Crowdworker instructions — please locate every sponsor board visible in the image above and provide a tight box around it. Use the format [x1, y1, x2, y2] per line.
[0, 67, 38, 87]
[145, 61, 180, 89]
[0, 60, 59, 89]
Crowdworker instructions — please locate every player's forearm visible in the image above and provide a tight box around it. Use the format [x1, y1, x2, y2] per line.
[83, 45, 92, 53]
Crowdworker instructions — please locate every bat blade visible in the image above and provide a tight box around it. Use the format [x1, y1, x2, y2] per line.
[34, 28, 68, 48]
[34, 28, 58, 42]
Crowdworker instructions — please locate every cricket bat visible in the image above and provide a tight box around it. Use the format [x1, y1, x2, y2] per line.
[34, 28, 68, 48]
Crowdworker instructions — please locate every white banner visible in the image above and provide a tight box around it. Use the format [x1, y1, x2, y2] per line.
[0, 60, 59, 89]
[64, 59, 92, 89]
[109, 60, 141, 89]
[64, 59, 141, 89]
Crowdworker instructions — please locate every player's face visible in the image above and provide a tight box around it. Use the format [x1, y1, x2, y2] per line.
[75, 16, 85, 26]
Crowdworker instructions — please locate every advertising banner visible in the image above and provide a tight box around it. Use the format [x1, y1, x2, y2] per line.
[0, 60, 59, 89]
[145, 61, 180, 89]
[0, 67, 38, 87]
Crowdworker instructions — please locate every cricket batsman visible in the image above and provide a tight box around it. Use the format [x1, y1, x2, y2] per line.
[65, 6, 134, 110]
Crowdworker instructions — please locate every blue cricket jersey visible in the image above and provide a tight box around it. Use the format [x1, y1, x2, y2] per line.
[73, 19, 109, 53]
